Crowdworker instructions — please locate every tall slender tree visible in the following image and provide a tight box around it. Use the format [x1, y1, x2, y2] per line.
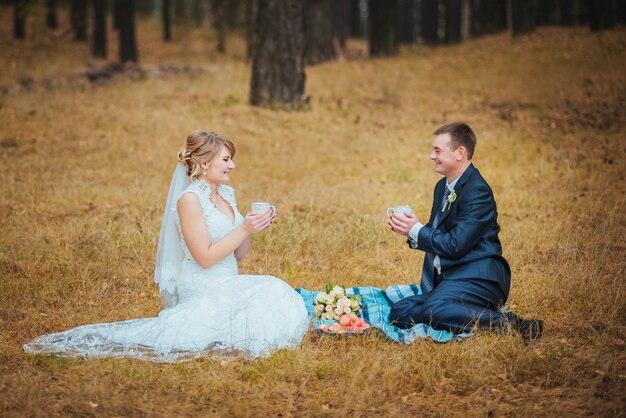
[93, 0, 107, 58]
[250, 0, 306, 109]
[472, 0, 507, 36]
[445, 0, 462, 43]
[305, 0, 336, 64]
[211, 0, 228, 53]
[119, 0, 138, 63]
[589, 0, 615, 31]
[369, 0, 399, 56]
[163, 0, 172, 41]
[13, 0, 28, 39]
[46, 0, 58, 28]
[508, 0, 538, 36]
[71, 0, 88, 41]
[397, 0, 416, 44]
[421, 0, 439, 44]
[113, 0, 122, 30]
[245, 0, 257, 60]
[461, 0, 471, 41]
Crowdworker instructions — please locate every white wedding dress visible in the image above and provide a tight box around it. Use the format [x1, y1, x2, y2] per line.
[24, 174, 310, 362]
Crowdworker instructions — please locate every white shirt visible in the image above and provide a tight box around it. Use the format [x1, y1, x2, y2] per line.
[408, 175, 461, 274]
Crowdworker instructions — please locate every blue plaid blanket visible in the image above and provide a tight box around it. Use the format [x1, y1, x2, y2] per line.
[296, 285, 471, 343]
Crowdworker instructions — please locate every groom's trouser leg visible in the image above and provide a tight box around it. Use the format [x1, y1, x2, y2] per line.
[388, 293, 430, 329]
[421, 278, 513, 333]
[389, 278, 514, 332]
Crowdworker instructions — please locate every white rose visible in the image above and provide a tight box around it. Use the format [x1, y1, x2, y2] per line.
[314, 304, 324, 314]
[333, 286, 345, 296]
[315, 292, 326, 303]
[334, 307, 343, 316]
[325, 304, 334, 312]
[350, 299, 360, 309]
[344, 307, 352, 314]
[328, 290, 337, 299]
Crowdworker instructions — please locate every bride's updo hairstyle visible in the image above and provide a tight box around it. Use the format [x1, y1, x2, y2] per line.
[177, 130, 236, 179]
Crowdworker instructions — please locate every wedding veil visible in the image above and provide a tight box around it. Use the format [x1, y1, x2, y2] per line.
[154, 163, 190, 308]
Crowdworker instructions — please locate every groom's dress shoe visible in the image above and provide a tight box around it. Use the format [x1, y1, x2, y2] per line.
[516, 319, 544, 342]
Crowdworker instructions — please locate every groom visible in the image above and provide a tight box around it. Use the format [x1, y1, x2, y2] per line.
[387, 122, 543, 341]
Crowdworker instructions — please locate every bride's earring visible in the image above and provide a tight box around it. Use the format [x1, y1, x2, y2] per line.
[203, 170, 207, 176]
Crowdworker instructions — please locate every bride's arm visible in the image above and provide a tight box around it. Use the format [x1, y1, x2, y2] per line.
[234, 236, 252, 261]
[177, 194, 273, 269]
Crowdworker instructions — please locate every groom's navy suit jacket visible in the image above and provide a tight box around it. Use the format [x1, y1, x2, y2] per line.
[408, 164, 511, 297]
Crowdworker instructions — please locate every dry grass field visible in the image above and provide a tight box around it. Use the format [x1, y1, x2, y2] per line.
[1, 8, 625, 417]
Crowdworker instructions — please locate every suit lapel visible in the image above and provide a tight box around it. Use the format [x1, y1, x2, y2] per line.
[437, 163, 476, 227]
[430, 179, 447, 224]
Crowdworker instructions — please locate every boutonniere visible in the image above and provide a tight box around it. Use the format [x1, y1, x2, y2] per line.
[442, 189, 457, 212]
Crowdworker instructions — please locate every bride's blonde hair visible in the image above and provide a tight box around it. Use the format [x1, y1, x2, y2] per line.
[177, 131, 236, 179]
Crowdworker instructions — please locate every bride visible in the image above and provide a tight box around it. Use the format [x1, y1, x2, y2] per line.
[24, 131, 310, 362]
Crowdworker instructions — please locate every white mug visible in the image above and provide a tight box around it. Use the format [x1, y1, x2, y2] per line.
[387, 205, 413, 221]
[251, 202, 276, 217]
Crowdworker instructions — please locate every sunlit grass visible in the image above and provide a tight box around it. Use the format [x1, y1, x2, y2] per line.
[1, 7, 625, 417]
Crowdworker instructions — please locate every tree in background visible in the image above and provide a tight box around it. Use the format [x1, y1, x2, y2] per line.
[472, 0, 507, 36]
[250, 0, 306, 109]
[211, 0, 228, 53]
[119, 0, 138, 63]
[46, 0, 57, 29]
[71, 0, 88, 41]
[245, 0, 257, 60]
[369, 0, 399, 56]
[113, 0, 122, 30]
[445, 0, 462, 43]
[507, 0, 538, 36]
[93, 0, 107, 58]
[397, 0, 418, 45]
[421, 0, 439, 44]
[13, 0, 29, 39]
[589, 0, 615, 31]
[304, 0, 336, 64]
[163, 0, 172, 41]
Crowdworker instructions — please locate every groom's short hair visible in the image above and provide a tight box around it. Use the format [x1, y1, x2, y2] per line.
[434, 122, 477, 159]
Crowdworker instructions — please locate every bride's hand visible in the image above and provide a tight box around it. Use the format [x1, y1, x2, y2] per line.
[242, 210, 275, 234]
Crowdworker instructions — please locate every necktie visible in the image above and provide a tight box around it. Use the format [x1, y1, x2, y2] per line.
[420, 186, 451, 293]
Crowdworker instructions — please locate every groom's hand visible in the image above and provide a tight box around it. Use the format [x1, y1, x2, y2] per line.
[387, 212, 418, 236]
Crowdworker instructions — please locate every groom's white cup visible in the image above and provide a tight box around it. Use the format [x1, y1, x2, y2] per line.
[251, 202, 276, 218]
[387, 205, 413, 221]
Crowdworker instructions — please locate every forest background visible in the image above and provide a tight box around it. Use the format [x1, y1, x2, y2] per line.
[1, 0, 625, 416]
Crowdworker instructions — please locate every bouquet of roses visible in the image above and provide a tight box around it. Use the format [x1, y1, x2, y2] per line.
[313, 283, 362, 320]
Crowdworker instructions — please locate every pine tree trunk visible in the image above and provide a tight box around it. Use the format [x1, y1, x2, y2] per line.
[119, 0, 138, 63]
[163, 0, 172, 41]
[250, 0, 306, 109]
[46, 0, 57, 28]
[14, 0, 27, 39]
[461, 0, 471, 41]
[113, 0, 122, 30]
[93, 0, 107, 58]
[397, 0, 415, 44]
[212, 0, 227, 53]
[421, 0, 439, 44]
[508, 0, 537, 36]
[305, 0, 336, 65]
[245, 0, 257, 60]
[72, 0, 88, 41]
[445, 0, 462, 43]
[473, 0, 507, 36]
[348, 0, 361, 37]
[589, 0, 615, 31]
[369, 0, 399, 56]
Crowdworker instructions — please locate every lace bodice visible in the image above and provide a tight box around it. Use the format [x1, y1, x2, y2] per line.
[174, 180, 244, 262]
